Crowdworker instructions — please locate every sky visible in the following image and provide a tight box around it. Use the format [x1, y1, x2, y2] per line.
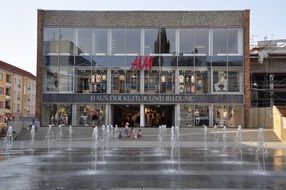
[0, 0, 285, 75]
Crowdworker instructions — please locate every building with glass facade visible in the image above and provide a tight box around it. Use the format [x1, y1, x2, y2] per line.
[37, 10, 250, 128]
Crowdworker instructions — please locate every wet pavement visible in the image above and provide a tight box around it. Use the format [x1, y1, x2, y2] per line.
[1, 129, 286, 189]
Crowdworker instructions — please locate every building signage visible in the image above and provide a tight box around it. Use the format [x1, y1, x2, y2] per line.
[90, 94, 194, 103]
[42, 94, 243, 104]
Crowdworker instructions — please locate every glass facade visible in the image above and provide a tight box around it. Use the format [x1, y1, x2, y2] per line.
[42, 27, 244, 127]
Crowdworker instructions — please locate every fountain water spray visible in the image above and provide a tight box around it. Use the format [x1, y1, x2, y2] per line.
[213, 124, 219, 150]
[68, 125, 73, 150]
[30, 125, 36, 150]
[203, 125, 208, 150]
[222, 126, 227, 154]
[233, 125, 242, 161]
[256, 128, 266, 171]
[45, 124, 54, 154]
[4, 126, 14, 154]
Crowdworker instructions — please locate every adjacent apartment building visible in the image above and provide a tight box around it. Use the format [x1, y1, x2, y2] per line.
[0, 61, 37, 129]
[37, 10, 250, 128]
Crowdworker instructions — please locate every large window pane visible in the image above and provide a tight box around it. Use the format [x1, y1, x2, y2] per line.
[42, 104, 72, 126]
[228, 71, 240, 92]
[59, 28, 75, 55]
[180, 105, 209, 127]
[43, 66, 58, 92]
[44, 28, 59, 55]
[213, 71, 228, 92]
[179, 70, 195, 94]
[144, 70, 160, 93]
[91, 70, 107, 93]
[126, 70, 140, 93]
[94, 29, 108, 55]
[179, 29, 194, 55]
[195, 70, 209, 94]
[228, 28, 243, 55]
[213, 105, 243, 127]
[160, 70, 175, 93]
[76, 104, 105, 126]
[75, 68, 91, 93]
[126, 29, 141, 55]
[59, 66, 74, 93]
[161, 28, 176, 54]
[144, 29, 159, 55]
[111, 29, 125, 55]
[59, 56, 74, 66]
[195, 29, 209, 55]
[76, 28, 92, 55]
[213, 29, 227, 55]
[112, 70, 126, 93]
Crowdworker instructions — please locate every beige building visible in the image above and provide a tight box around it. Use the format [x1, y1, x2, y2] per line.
[0, 60, 36, 130]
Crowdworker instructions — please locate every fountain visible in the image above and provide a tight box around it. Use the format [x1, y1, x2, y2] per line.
[233, 125, 242, 161]
[57, 124, 63, 150]
[256, 128, 266, 171]
[203, 125, 208, 150]
[4, 126, 14, 154]
[68, 125, 73, 150]
[30, 125, 36, 150]
[45, 124, 54, 154]
[213, 124, 219, 150]
[222, 126, 227, 154]
[92, 126, 99, 171]
[169, 126, 180, 172]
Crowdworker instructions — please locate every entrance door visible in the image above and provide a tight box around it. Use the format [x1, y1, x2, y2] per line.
[145, 105, 174, 128]
[113, 105, 140, 127]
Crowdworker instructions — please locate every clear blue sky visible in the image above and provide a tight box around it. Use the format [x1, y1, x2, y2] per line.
[0, 0, 285, 75]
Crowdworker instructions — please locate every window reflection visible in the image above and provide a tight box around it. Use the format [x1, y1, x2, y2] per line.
[94, 29, 108, 55]
[59, 28, 75, 55]
[111, 29, 125, 55]
[44, 66, 58, 92]
[126, 29, 141, 55]
[76, 28, 92, 55]
[179, 29, 195, 55]
[42, 104, 72, 126]
[44, 28, 59, 55]
[77, 104, 105, 126]
[213, 28, 227, 55]
[91, 70, 107, 93]
[195, 29, 209, 55]
[144, 70, 160, 93]
[144, 29, 159, 55]
[180, 105, 209, 127]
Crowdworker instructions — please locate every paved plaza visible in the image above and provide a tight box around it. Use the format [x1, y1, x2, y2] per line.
[1, 127, 286, 189]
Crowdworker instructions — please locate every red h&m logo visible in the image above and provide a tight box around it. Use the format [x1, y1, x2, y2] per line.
[131, 56, 153, 70]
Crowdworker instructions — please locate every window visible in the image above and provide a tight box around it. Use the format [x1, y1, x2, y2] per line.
[126, 29, 141, 55]
[144, 29, 160, 55]
[111, 29, 125, 55]
[94, 29, 108, 55]
[76, 28, 93, 55]
[179, 29, 195, 55]
[0, 87, 4, 94]
[59, 28, 75, 55]
[213, 28, 227, 55]
[6, 74, 12, 83]
[195, 29, 209, 55]
[44, 28, 59, 55]
[0, 73, 3, 81]
[228, 71, 240, 92]
[0, 101, 4, 109]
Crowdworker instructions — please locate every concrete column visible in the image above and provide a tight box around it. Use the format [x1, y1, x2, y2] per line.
[140, 70, 144, 93]
[175, 69, 179, 94]
[105, 104, 110, 125]
[107, 69, 111, 94]
[175, 104, 180, 126]
[72, 104, 77, 126]
[140, 104, 145, 127]
[209, 105, 213, 127]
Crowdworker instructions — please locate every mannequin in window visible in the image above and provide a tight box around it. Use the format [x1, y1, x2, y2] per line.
[194, 109, 200, 126]
[54, 72, 58, 89]
[214, 72, 227, 92]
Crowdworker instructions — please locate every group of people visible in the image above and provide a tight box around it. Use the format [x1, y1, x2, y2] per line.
[118, 122, 143, 139]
